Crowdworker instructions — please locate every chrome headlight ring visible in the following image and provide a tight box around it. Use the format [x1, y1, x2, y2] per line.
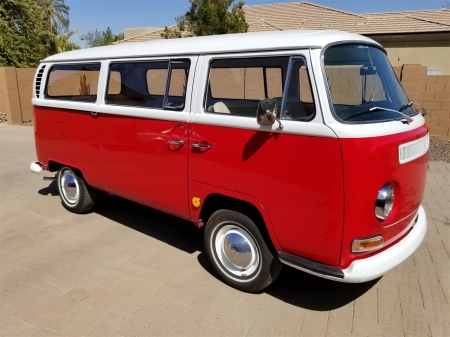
[375, 184, 394, 221]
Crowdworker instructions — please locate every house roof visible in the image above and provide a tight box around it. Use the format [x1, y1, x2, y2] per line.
[245, 2, 450, 35]
[115, 1, 450, 44]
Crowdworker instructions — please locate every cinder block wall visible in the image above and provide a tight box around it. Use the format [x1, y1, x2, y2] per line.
[393, 65, 449, 141]
[1, 65, 449, 140]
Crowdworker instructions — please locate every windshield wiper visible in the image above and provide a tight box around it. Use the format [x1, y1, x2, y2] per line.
[343, 107, 413, 124]
[399, 102, 413, 112]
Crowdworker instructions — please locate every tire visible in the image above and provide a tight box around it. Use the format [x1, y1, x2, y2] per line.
[57, 166, 96, 213]
[204, 209, 282, 292]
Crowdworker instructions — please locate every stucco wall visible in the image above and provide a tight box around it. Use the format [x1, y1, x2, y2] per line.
[386, 46, 450, 75]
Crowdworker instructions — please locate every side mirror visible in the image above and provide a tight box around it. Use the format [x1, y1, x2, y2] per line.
[421, 106, 428, 117]
[256, 98, 278, 126]
[360, 65, 377, 76]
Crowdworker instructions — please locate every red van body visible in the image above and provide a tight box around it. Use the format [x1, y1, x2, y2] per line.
[31, 30, 428, 290]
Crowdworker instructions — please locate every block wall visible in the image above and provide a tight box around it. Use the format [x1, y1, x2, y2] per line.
[393, 65, 450, 141]
[327, 66, 386, 105]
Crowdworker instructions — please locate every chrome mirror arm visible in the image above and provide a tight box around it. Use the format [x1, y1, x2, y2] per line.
[409, 102, 428, 117]
[266, 111, 284, 130]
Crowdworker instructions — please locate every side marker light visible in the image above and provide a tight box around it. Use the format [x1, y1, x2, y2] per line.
[192, 197, 201, 208]
[352, 235, 384, 253]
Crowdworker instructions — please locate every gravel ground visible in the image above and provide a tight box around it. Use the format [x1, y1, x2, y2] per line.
[429, 140, 450, 163]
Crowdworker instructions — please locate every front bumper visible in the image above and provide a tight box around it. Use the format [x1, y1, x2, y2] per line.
[278, 205, 427, 283]
[342, 205, 426, 283]
[30, 161, 43, 174]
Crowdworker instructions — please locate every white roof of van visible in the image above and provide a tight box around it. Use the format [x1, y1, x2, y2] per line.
[43, 30, 380, 63]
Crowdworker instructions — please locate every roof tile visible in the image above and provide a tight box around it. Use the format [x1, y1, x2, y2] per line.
[115, 1, 450, 44]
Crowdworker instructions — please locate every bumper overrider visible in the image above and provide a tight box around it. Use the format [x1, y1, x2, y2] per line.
[278, 205, 427, 283]
[30, 161, 45, 174]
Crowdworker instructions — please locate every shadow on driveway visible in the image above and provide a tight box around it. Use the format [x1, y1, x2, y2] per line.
[39, 181, 378, 311]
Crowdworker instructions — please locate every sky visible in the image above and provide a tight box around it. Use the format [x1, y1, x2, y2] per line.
[66, 0, 448, 47]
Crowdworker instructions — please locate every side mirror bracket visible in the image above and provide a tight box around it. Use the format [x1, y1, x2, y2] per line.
[256, 98, 283, 130]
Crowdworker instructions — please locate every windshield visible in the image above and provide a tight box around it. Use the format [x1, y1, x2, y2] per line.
[324, 44, 418, 123]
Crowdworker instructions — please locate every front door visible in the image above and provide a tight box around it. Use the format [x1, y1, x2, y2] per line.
[190, 52, 344, 266]
[94, 57, 196, 219]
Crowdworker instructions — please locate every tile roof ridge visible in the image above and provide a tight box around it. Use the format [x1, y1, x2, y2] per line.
[259, 18, 284, 31]
[299, 1, 366, 18]
[405, 14, 450, 27]
[243, 1, 299, 8]
[363, 8, 449, 15]
[244, 0, 364, 18]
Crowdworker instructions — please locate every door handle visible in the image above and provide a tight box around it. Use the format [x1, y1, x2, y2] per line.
[193, 142, 211, 149]
[168, 140, 185, 146]
[91, 111, 98, 116]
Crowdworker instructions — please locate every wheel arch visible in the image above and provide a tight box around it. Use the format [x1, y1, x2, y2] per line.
[48, 160, 86, 180]
[199, 193, 280, 253]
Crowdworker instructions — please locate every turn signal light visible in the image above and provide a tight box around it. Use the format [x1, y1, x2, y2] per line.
[351, 235, 384, 253]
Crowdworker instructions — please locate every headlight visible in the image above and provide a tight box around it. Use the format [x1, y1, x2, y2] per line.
[375, 184, 394, 221]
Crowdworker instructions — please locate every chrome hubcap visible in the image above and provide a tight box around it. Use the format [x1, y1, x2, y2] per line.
[214, 224, 259, 277]
[60, 170, 79, 204]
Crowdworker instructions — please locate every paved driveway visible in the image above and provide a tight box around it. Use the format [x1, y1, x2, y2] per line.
[0, 124, 449, 337]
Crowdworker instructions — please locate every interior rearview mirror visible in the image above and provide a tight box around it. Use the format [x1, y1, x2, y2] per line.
[360, 65, 377, 76]
[256, 98, 277, 126]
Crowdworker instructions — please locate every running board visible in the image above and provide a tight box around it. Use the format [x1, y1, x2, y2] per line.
[278, 251, 344, 279]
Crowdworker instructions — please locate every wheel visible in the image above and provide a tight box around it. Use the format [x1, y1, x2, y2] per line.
[204, 209, 282, 292]
[57, 166, 96, 213]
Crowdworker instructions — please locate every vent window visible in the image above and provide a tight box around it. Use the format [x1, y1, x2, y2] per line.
[35, 65, 46, 98]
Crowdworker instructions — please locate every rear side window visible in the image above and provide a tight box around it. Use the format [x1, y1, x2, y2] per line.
[46, 64, 101, 102]
[106, 59, 190, 110]
[206, 57, 289, 117]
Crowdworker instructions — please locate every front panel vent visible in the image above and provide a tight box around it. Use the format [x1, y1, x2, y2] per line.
[399, 133, 429, 164]
[35, 65, 46, 98]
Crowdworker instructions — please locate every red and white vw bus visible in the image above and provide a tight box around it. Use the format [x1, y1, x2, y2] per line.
[30, 30, 428, 292]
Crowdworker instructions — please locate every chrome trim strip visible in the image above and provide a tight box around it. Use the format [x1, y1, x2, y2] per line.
[382, 208, 418, 229]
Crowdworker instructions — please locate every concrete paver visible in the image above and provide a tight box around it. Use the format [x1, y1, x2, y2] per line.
[0, 124, 449, 337]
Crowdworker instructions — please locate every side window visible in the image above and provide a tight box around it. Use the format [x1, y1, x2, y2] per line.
[105, 59, 190, 110]
[206, 57, 289, 117]
[46, 64, 101, 102]
[281, 58, 315, 121]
